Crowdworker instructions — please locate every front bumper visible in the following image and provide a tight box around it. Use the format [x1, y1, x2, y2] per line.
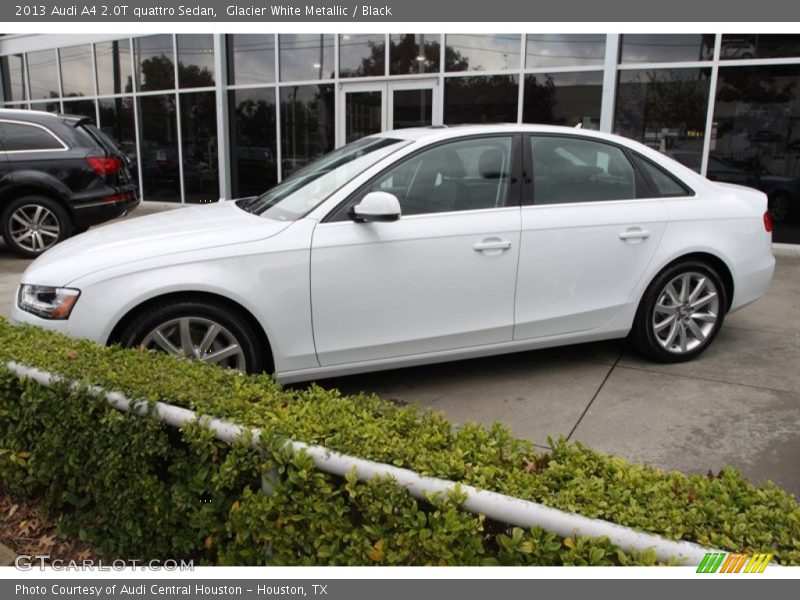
[10, 299, 70, 335]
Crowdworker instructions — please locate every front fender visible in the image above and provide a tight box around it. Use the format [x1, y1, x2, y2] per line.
[65, 221, 319, 374]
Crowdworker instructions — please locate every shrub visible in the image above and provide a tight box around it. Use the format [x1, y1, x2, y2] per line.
[0, 318, 798, 565]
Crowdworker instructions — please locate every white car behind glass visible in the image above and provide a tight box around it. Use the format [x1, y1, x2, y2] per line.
[12, 125, 775, 382]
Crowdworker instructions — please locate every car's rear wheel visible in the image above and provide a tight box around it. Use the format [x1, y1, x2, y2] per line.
[118, 299, 266, 373]
[1, 195, 71, 257]
[631, 261, 727, 362]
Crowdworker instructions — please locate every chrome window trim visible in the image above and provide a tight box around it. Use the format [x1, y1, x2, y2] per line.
[0, 118, 69, 153]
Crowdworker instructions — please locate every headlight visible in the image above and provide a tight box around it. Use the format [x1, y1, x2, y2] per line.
[17, 285, 80, 320]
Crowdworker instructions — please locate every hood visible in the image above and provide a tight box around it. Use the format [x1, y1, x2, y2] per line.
[22, 201, 292, 286]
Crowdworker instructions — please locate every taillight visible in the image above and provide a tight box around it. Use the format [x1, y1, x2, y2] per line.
[86, 156, 123, 177]
[764, 210, 773, 233]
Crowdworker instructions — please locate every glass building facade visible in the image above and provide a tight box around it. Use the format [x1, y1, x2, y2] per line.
[2, 33, 800, 243]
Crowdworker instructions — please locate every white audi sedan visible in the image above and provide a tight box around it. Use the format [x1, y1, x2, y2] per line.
[12, 125, 775, 381]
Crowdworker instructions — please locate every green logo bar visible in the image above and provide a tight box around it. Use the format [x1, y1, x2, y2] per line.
[697, 552, 725, 573]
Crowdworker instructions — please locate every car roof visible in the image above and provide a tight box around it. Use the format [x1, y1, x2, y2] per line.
[0, 108, 85, 127]
[374, 123, 630, 144]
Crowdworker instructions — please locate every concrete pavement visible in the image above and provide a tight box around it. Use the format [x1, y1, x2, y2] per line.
[1, 203, 798, 497]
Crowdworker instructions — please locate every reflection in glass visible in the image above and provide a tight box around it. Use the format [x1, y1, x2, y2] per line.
[614, 68, 711, 160]
[444, 75, 518, 124]
[523, 71, 602, 129]
[27, 50, 59, 100]
[620, 35, 714, 63]
[279, 84, 335, 177]
[393, 89, 433, 129]
[99, 97, 137, 182]
[339, 34, 385, 78]
[95, 40, 133, 96]
[138, 94, 180, 202]
[135, 35, 175, 91]
[177, 34, 215, 89]
[525, 35, 606, 69]
[445, 34, 520, 72]
[59, 45, 94, 97]
[711, 65, 800, 244]
[228, 88, 277, 198]
[30, 101, 60, 113]
[1, 54, 26, 102]
[390, 34, 440, 75]
[345, 91, 382, 143]
[180, 92, 219, 203]
[227, 34, 275, 85]
[61, 99, 96, 121]
[721, 35, 800, 60]
[279, 34, 334, 81]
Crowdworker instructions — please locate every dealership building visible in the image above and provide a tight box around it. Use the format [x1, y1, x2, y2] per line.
[1, 33, 799, 243]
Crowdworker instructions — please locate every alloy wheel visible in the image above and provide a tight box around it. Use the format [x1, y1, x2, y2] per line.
[8, 204, 61, 253]
[652, 271, 720, 355]
[141, 316, 247, 371]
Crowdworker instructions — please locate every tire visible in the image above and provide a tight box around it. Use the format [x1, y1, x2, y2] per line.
[1, 195, 72, 258]
[630, 261, 727, 363]
[118, 299, 267, 374]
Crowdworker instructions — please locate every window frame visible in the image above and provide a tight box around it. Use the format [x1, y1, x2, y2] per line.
[0, 119, 69, 154]
[322, 133, 524, 222]
[629, 151, 695, 199]
[522, 132, 693, 206]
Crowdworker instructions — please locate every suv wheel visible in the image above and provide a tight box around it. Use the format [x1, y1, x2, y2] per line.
[631, 261, 727, 363]
[1, 195, 71, 257]
[118, 299, 266, 374]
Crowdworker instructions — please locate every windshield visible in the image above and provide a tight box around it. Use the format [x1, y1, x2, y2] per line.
[237, 136, 408, 220]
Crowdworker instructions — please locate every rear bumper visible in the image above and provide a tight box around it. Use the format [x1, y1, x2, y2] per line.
[71, 189, 140, 229]
[730, 251, 775, 313]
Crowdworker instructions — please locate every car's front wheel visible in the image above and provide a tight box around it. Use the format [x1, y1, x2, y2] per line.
[118, 299, 266, 373]
[1, 195, 71, 257]
[631, 261, 727, 362]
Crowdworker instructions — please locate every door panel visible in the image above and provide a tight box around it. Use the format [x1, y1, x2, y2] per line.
[514, 134, 669, 340]
[311, 209, 521, 365]
[312, 133, 522, 366]
[514, 200, 668, 339]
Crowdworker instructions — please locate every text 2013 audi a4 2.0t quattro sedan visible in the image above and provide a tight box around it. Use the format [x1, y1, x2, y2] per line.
[12, 125, 775, 381]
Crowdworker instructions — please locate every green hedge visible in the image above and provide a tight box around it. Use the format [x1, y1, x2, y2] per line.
[0, 318, 798, 565]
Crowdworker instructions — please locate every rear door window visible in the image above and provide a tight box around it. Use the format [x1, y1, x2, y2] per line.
[0, 121, 65, 152]
[530, 135, 637, 204]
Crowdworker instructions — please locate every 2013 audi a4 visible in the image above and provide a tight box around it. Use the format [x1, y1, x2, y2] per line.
[12, 125, 775, 382]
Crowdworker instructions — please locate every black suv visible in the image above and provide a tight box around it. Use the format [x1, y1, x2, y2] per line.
[0, 109, 139, 257]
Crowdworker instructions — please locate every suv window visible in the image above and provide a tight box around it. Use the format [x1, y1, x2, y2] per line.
[530, 136, 636, 204]
[340, 136, 514, 218]
[0, 121, 65, 152]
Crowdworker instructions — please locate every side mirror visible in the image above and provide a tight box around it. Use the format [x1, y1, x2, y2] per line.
[350, 192, 401, 223]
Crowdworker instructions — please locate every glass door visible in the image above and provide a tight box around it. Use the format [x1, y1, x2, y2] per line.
[388, 80, 440, 131]
[338, 82, 386, 147]
[337, 79, 441, 147]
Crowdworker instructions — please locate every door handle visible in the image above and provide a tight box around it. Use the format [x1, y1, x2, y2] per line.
[473, 239, 512, 252]
[618, 228, 650, 241]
